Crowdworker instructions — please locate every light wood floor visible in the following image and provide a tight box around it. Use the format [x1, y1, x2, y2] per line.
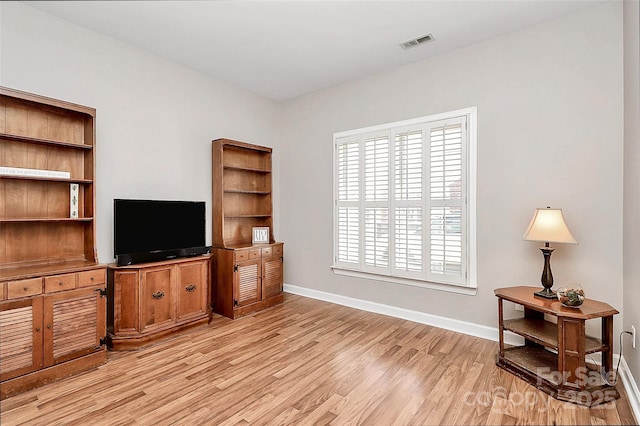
[0, 293, 637, 425]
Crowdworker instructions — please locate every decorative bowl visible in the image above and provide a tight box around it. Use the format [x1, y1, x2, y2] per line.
[557, 286, 585, 308]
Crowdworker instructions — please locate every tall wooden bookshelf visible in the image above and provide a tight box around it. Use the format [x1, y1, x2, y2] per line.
[0, 87, 99, 277]
[211, 139, 284, 318]
[0, 87, 106, 399]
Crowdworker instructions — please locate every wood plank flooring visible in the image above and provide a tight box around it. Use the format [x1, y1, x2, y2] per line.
[0, 293, 637, 425]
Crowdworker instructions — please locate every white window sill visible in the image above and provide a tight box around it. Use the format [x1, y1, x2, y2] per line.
[331, 266, 478, 296]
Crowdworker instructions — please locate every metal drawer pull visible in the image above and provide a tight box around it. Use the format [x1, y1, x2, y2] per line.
[152, 291, 165, 300]
[185, 284, 197, 293]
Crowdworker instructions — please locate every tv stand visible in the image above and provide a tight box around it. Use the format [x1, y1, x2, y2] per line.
[107, 255, 211, 350]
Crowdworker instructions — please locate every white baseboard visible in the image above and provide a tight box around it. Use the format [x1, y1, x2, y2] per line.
[619, 355, 640, 423]
[284, 283, 640, 422]
[283, 283, 521, 346]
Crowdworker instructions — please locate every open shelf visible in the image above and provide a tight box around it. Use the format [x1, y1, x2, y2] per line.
[1, 86, 98, 278]
[224, 189, 271, 195]
[0, 175, 93, 184]
[213, 139, 274, 248]
[0, 133, 93, 150]
[223, 165, 271, 173]
[501, 346, 608, 388]
[1, 218, 94, 223]
[503, 318, 605, 353]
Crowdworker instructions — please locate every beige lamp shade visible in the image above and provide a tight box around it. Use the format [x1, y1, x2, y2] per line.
[523, 207, 577, 244]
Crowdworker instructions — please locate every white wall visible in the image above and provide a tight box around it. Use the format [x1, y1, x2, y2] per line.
[280, 3, 624, 333]
[623, 0, 640, 386]
[0, 2, 283, 263]
[1, 1, 631, 355]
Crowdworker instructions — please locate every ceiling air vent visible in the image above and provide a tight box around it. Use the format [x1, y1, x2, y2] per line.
[399, 33, 434, 50]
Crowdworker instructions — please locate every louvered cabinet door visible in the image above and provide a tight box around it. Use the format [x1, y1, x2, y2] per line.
[0, 298, 44, 382]
[262, 255, 283, 299]
[234, 259, 261, 307]
[43, 287, 105, 366]
[176, 260, 208, 321]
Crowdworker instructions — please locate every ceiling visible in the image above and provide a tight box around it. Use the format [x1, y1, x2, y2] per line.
[25, 1, 602, 101]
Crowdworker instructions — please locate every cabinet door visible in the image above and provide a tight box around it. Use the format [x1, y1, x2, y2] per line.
[176, 261, 208, 321]
[111, 270, 140, 335]
[43, 287, 105, 366]
[234, 259, 261, 307]
[140, 266, 175, 333]
[262, 255, 283, 299]
[0, 297, 44, 382]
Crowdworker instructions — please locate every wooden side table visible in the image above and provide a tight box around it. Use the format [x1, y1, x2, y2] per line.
[495, 286, 619, 406]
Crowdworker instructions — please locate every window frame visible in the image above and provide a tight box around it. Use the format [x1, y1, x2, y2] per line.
[332, 107, 477, 294]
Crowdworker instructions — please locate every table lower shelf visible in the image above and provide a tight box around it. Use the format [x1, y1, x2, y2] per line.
[497, 346, 619, 407]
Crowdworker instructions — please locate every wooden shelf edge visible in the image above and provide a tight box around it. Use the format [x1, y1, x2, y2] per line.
[223, 214, 272, 219]
[0, 260, 102, 281]
[223, 189, 271, 194]
[1, 86, 96, 117]
[222, 165, 271, 173]
[1, 218, 94, 223]
[0, 133, 93, 150]
[0, 175, 93, 184]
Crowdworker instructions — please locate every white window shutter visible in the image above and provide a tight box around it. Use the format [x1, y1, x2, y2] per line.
[428, 118, 466, 284]
[333, 108, 474, 289]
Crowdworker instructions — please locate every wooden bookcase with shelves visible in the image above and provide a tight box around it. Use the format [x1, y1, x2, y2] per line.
[0, 87, 106, 399]
[211, 139, 283, 318]
[495, 286, 619, 407]
[0, 87, 98, 275]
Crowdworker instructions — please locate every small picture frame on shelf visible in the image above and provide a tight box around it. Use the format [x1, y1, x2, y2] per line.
[252, 227, 270, 244]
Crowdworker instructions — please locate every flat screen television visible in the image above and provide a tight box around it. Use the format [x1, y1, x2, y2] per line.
[114, 199, 208, 266]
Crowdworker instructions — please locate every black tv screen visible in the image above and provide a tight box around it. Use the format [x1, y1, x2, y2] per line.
[114, 199, 206, 265]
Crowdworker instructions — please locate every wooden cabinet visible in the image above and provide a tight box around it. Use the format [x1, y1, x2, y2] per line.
[495, 286, 619, 406]
[107, 256, 210, 351]
[0, 87, 106, 399]
[213, 243, 284, 318]
[0, 268, 107, 399]
[211, 139, 284, 318]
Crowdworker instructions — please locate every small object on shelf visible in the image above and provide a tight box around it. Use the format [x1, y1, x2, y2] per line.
[70, 183, 79, 218]
[557, 285, 585, 307]
[252, 226, 270, 244]
[0, 166, 70, 179]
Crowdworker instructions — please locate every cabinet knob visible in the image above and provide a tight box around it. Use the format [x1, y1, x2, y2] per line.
[152, 291, 165, 300]
[35, 327, 41, 332]
[23, 287, 29, 291]
[59, 281, 64, 286]
[47, 325, 52, 330]
[185, 284, 197, 293]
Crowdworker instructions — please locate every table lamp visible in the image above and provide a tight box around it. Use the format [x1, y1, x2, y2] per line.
[523, 207, 577, 299]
